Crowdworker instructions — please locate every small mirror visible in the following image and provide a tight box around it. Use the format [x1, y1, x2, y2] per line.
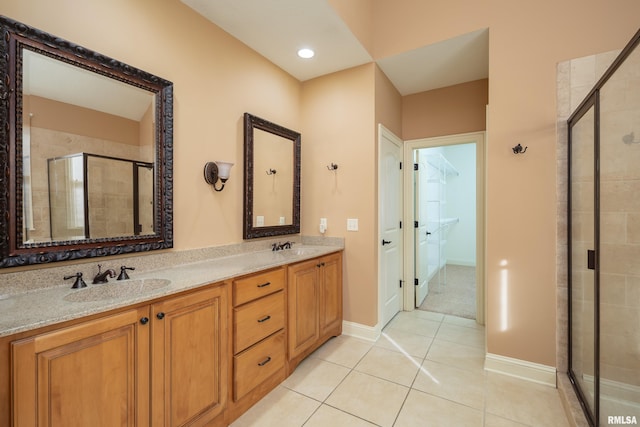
[243, 113, 300, 239]
[0, 16, 173, 268]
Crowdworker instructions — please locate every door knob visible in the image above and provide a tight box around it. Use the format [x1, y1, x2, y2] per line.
[382, 239, 392, 245]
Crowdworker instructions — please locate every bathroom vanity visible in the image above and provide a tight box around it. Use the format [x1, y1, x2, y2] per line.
[0, 246, 343, 426]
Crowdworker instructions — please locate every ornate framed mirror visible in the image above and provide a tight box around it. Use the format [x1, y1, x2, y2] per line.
[0, 16, 173, 268]
[243, 113, 300, 239]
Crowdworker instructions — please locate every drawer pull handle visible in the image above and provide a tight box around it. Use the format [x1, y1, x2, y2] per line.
[257, 281, 271, 288]
[257, 315, 271, 323]
[258, 356, 272, 367]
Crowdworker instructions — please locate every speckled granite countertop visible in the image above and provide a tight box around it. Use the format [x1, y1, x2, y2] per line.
[0, 244, 342, 338]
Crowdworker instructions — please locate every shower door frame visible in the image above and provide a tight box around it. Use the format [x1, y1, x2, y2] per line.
[567, 28, 640, 427]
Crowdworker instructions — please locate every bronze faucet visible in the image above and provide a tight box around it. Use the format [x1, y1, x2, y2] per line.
[92, 265, 116, 284]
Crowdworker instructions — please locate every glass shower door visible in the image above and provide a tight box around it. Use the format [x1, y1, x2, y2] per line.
[598, 40, 640, 425]
[569, 102, 597, 422]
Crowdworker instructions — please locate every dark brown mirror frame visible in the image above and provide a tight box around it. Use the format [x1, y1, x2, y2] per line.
[0, 16, 173, 268]
[243, 113, 300, 239]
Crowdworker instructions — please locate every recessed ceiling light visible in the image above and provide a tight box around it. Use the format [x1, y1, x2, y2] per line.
[297, 48, 315, 59]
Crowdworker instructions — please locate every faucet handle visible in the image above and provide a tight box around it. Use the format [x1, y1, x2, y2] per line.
[64, 272, 87, 289]
[118, 266, 135, 281]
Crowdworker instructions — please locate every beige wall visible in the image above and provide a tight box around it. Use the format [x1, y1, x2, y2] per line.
[403, 79, 488, 140]
[26, 96, 140, 145]
[301, 64, 377, 326]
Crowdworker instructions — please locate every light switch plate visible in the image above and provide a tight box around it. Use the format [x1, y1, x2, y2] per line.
[347, 218, 358, 231]
[256, 216, 264, 226]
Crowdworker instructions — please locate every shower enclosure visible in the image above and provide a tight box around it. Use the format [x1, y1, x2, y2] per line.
[568, 29, 640, 426]
[48, 153, 154, 241]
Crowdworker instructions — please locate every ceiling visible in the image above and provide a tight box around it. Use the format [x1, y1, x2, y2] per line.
[181, 0, 488, 96]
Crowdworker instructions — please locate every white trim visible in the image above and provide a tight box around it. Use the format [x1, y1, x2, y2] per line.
[342, 320, 380, 342]
[485, 353, 557, 387]
[403, 131, 486, 325]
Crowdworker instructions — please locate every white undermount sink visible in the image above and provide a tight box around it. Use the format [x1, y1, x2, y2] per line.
[63, 278, 171, 302]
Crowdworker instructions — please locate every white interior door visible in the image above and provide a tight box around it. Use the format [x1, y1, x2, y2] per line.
[414, 150, 429, 306]
[379, 125, 403, 327]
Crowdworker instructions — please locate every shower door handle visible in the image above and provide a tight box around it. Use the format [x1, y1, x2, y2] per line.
[587, 249, 595, 270]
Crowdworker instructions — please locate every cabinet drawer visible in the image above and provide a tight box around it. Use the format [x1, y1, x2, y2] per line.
[234, 291, 285, 353]
[234, 331, 285, 401]
[234, 268, 285, 306]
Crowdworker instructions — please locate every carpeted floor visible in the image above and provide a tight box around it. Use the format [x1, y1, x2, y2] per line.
[418, 264, 476, 319]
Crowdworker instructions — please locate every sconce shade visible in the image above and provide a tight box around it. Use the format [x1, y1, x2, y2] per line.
[215, 161, 234, 180]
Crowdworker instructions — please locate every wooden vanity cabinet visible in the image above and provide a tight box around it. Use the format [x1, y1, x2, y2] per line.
[228, 267, 287, 422]
[10, 283, 228, 427]
[287, 251, 342, 371]
[150, 285, 229, 427]
[12, 306, 151, 427]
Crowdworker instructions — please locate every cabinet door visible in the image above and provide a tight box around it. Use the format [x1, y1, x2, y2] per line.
[151, 285, 228, 427]
[12, 307, 150, 427]
[319, 252, 343, 336]
[287, 259, 320, 359]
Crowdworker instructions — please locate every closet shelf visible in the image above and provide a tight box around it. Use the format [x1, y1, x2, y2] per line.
[426, 153, 460, 177]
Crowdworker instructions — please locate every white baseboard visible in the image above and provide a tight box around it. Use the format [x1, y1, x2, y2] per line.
[342, 320, 380, 342]
[485, 353, 557, 387]
[447, 260, 476, 267]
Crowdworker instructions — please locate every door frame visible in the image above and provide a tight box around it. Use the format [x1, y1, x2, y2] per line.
[377, 124, 404, 329]
[402, 131, 486, 324]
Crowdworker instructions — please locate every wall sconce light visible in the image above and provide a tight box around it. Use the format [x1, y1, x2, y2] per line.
[327, 163, 338, 171]
[204, 161, 234, 191]
[266, 168, 277, 175]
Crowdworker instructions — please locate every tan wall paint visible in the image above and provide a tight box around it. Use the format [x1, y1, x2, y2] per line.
[374, 65, 403, 138]
[26, 96, 140, 146]
[372, 0, 640, 366]
[403, 79, 488, 140]
[301, 64, 377, 326]
[2, 0, 302, 252]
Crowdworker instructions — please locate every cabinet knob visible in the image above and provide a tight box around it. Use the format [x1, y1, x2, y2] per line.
[140, 317, 149, 325]
[156, 312, 165, 320]
[257, 356, 272, 367]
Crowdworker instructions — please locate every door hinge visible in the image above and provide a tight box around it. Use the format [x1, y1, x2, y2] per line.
[414, 278, 419, 286]
[414, 221, 419, 228]
[399, 221, 402, 229]
[414, 163, 419, 171]
[399, 162, 402, 170]
[399, 280, 403, 288]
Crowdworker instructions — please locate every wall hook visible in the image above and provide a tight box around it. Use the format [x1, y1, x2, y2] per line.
[622, 132, 640, 144]
[327, 163, 338, 171]
[512, 143, 527, 154]
[266, 168, 277, 175]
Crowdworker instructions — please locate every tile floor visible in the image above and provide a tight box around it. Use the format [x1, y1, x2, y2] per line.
[231, 310, 570, 427]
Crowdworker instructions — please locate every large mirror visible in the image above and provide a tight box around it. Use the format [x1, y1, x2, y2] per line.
[243, 113, 300, 239]
[0, 16, 173, 268]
